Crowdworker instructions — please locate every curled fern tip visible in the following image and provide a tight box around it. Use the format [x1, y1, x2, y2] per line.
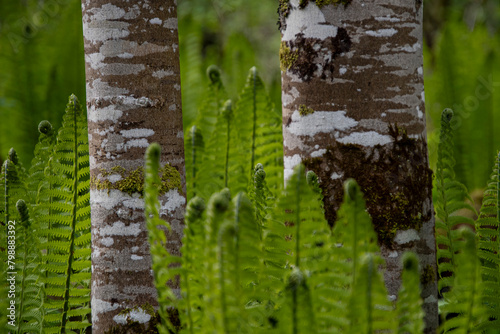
[207, 65, 221, 84]
[146, 143, 161, 161]
[8, 147, 19, 165]
[441, 108, 454, 123]
[38, 120, 53, 135]
[344, 178, 358, 201]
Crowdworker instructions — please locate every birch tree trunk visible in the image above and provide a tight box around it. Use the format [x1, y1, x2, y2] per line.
[279, 1, 437, 332]
[81, 1, 185, 332]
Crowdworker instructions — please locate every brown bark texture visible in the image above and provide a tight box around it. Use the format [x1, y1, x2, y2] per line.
[81, 0, 185, 332]
[279, 1, 437, 332]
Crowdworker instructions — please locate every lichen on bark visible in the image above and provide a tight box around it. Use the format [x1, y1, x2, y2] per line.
[90, 164, 182, 197]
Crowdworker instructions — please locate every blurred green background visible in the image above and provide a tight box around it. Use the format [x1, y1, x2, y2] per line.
[0, 0, 499, 193]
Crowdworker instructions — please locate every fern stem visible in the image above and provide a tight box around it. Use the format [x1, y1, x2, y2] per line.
[16, 212, 28, 334]
[191, 125, 197, 195]
[61, 99, 79, 332]
[250, 68, 257, 175]
[497, 152, 500, 225]
[224, 108, 231, 188]
[293, 169, 302, 334]
[366, 256, 374, 334]
[219, 230, 229, 333]
[4, 160, 9, 227]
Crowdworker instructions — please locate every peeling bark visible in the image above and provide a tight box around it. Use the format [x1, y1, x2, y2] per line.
[280, 1, 437, 332]
[81, 1, 185, 332]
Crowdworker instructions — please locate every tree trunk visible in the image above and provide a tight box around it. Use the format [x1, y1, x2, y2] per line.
[81, 1, 185, 332]
[279, 1, 437, 332]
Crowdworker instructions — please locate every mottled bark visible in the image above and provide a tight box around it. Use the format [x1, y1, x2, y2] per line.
[81, 1, 185, 332]
[280, 1, 437, 332]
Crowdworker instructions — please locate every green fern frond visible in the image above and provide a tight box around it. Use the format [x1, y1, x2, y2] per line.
[195, 100, 233, 200]
[144, 143, 181, 334]
[435, 109, 476, 296]
[439, 228, 486, 334]
[40, 94, 91, 333]
[13, 199, 44, 334]
[195, 65, 228, 142]
[396, 253, 424, 334]
[185, 125, 204, 200]
[179, 196, 206, 333]
[229, 67, 283, 194]
[474, 152, 500, 329]
[348, 254, 396, 334]
[249, 163, 272, 236]
[324, 179, 380, 332]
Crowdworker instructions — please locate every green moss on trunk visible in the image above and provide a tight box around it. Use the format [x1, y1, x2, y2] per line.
[90, 164, 182, 197]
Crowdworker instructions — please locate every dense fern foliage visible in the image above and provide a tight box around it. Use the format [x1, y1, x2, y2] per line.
[4, 76, 500, 333]
[0, 95, 91, 333]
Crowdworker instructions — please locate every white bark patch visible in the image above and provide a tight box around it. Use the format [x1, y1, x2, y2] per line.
[100, 221, 142, 237]
[101, 237, 114, 247]
[388, 251, 398, 258]
[88, 78, 129, 98]
[125, 138, 150, 149]
[311, 149, 326, 157]
[91, 190, 145, 210]
[161, 189, 186, 213]
[288, 111, 358, 137]
[283, 2, 338, 41]
[99, 40, 168, 58]
[88, 105, 123, 123]
[284, 154, 302, 181]
[337, 131, 393, 147]
[366, 28, 398, 37]
[163, 18, 178, 29]
[108, 174, 122, 183]
[339, 66, 347, 75]
[394, 229, 421, 245]
[84, 21, 130, 43]
[131, 255, 143, 260]
[149, 18, 162, 25]
[113, 308, 151, 325]
[86, 53, 106, 70]
[375, 16, 400, 22]
[92, 297, 119, 317]
[330, 172, 343, 180]
[417, 106, 423, 119]
[152, 70, 174, 78]
[88, 4, 125, 21]
[120, 129, 155, 138]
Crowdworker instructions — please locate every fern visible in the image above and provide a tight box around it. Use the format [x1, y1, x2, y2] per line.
[249, 163, 272, 236]
[184, 125, 204, 200]
[195, 100, 233, 200]
[439, 228, 486, 333]
[144, 143, 181, 334]
[348, 254, 396, 334]
[324, 179, 380, 332]
[179, 196, 206, 333]
[27, 120, 56, 207]
[435, 109, 476, 296]
[14, 199, 44, 334]
[474, 152, 500, 329]
[396, 253, 424, 334]
[39, 95, 91, 333]
[229, 67, 283, 194]
[195, 65, 228, 142]
[266, 164, 329, 332]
